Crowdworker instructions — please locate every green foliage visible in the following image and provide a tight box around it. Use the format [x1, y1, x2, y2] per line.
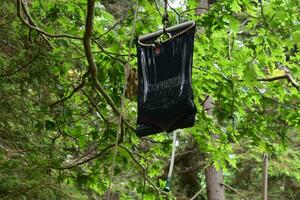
[0, 0, 299, 199]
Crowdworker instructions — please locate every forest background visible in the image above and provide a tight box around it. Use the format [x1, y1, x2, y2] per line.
[0, 0, 299, 199]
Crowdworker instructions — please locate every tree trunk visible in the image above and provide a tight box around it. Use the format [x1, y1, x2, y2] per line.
[205, 166, 226, 200]
[262, 153, 268, 200]
[203, 96, 226, 200]
[196, 0, 209, 15]
[197, 1, 225, 199]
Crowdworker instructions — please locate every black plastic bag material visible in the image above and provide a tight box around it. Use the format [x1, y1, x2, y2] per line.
[136, 21, 196, 137]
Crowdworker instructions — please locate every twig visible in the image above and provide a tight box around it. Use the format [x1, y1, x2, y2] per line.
[190, 187, 205, 200]
[119, 145, 174, 197]
[53, 118, 64, 145]
[50, 70, 90, 107]
[0, 55, 38, 77]
[93, 50, 131, 57]
[21, 0, 52, 48]
[68, 109, 92, 124]
[56, 144, 115, 170]
[92, 39, 127, 64]
[154, 0, 163, 18]
[258, 0, 270, 31]
[12, 142, 27, 164]
[167, 2, 181, 19]
[94, 15, 132, 39]
[142, 137, 172, 144]
[95, 22, 119, 39]
[179, 7, 209, 16]
[228, 31, 233, 60]
[81, 90, 110, 124]
[257, 74, 299, 90]
[285, 72, 299, 89]
[239, 70, 299, 90]
[221, 183, 249, 200]
[181, 162, 204, 173]
[256, 75, 287, 82]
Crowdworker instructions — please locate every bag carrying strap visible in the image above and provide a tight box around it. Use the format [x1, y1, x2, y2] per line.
[137, 21, 195, 47]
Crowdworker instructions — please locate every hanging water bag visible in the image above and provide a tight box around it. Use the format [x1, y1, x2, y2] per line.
[136, 21, 196, 137]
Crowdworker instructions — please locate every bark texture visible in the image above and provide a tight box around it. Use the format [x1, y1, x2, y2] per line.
[205, 166, 225, 200]
[262, 153, 268, 200]
[203, 96, 226, 200]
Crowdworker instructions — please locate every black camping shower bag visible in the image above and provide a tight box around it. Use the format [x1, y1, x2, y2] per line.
[136, 21, 196, 137]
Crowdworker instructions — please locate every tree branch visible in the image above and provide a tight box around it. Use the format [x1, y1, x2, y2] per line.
[239, 70, 299, 90]
[20, 0, 52, 48]
[94, 15, 133, 40]
[119, 145, 174, 197]
[81, 89, 110, 124]
[221, 183, 249, 200]
[191, 187, 205, 200]
[0, 55, 38, 77]
[92, 39, 127, 64]
[83, 0, 135, 131]
[286, 72, 299, 89]
[56, 144, 115, 170]
[142, 137, 172, 144]
[17, 0, 82, 40]
[258, 0, 272, 33]
[50, 70, 90, 107]
[179, 7, 209, 16]
[154, 0, 163, 18]
[257, 72, 299, 90]
[257, 75, 288, 82]
[167, 2, 181, 19]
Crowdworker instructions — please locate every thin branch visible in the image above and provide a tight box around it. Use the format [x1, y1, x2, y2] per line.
[257, 74, 299, 90]
[93, 50, 131, 57]
[221, 183, 249, 200]
[240, 71, 299, 90]
[107, 2, 139, 198]
[68, 109, 92, 124]
[166, 2, 181, 18]
[53, 118, 64, 145]
[50, 70, 90, 107]
[95, 23, 119, 39]
[21, 0, 52, 48]
[286, 72, 299, 89]
[0, 39, 18, 55]
[12, 142, 28, 164]
[0, 55, 38, 77]
[228, 31, 233, 60]
[179, 7, 209, 16]
[154, 0, 163, 18]
[56, 144, 115, 170]
[119, 145, 174, 197]
[258, 0, 271, 32]
[190, 187, 205, 200]
[81, 89, 110, 124]
[180, 162, 204, 173]
[56, 130, 124, 170]
[92, 39, 127, 64]
[256, 75, 288, 82]
[94, 15, 132, 39]
[17, 0, 82, 40]
[142, 137, 172, 144]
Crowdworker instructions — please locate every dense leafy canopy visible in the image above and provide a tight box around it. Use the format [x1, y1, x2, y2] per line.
[0, 0, 299, 199]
